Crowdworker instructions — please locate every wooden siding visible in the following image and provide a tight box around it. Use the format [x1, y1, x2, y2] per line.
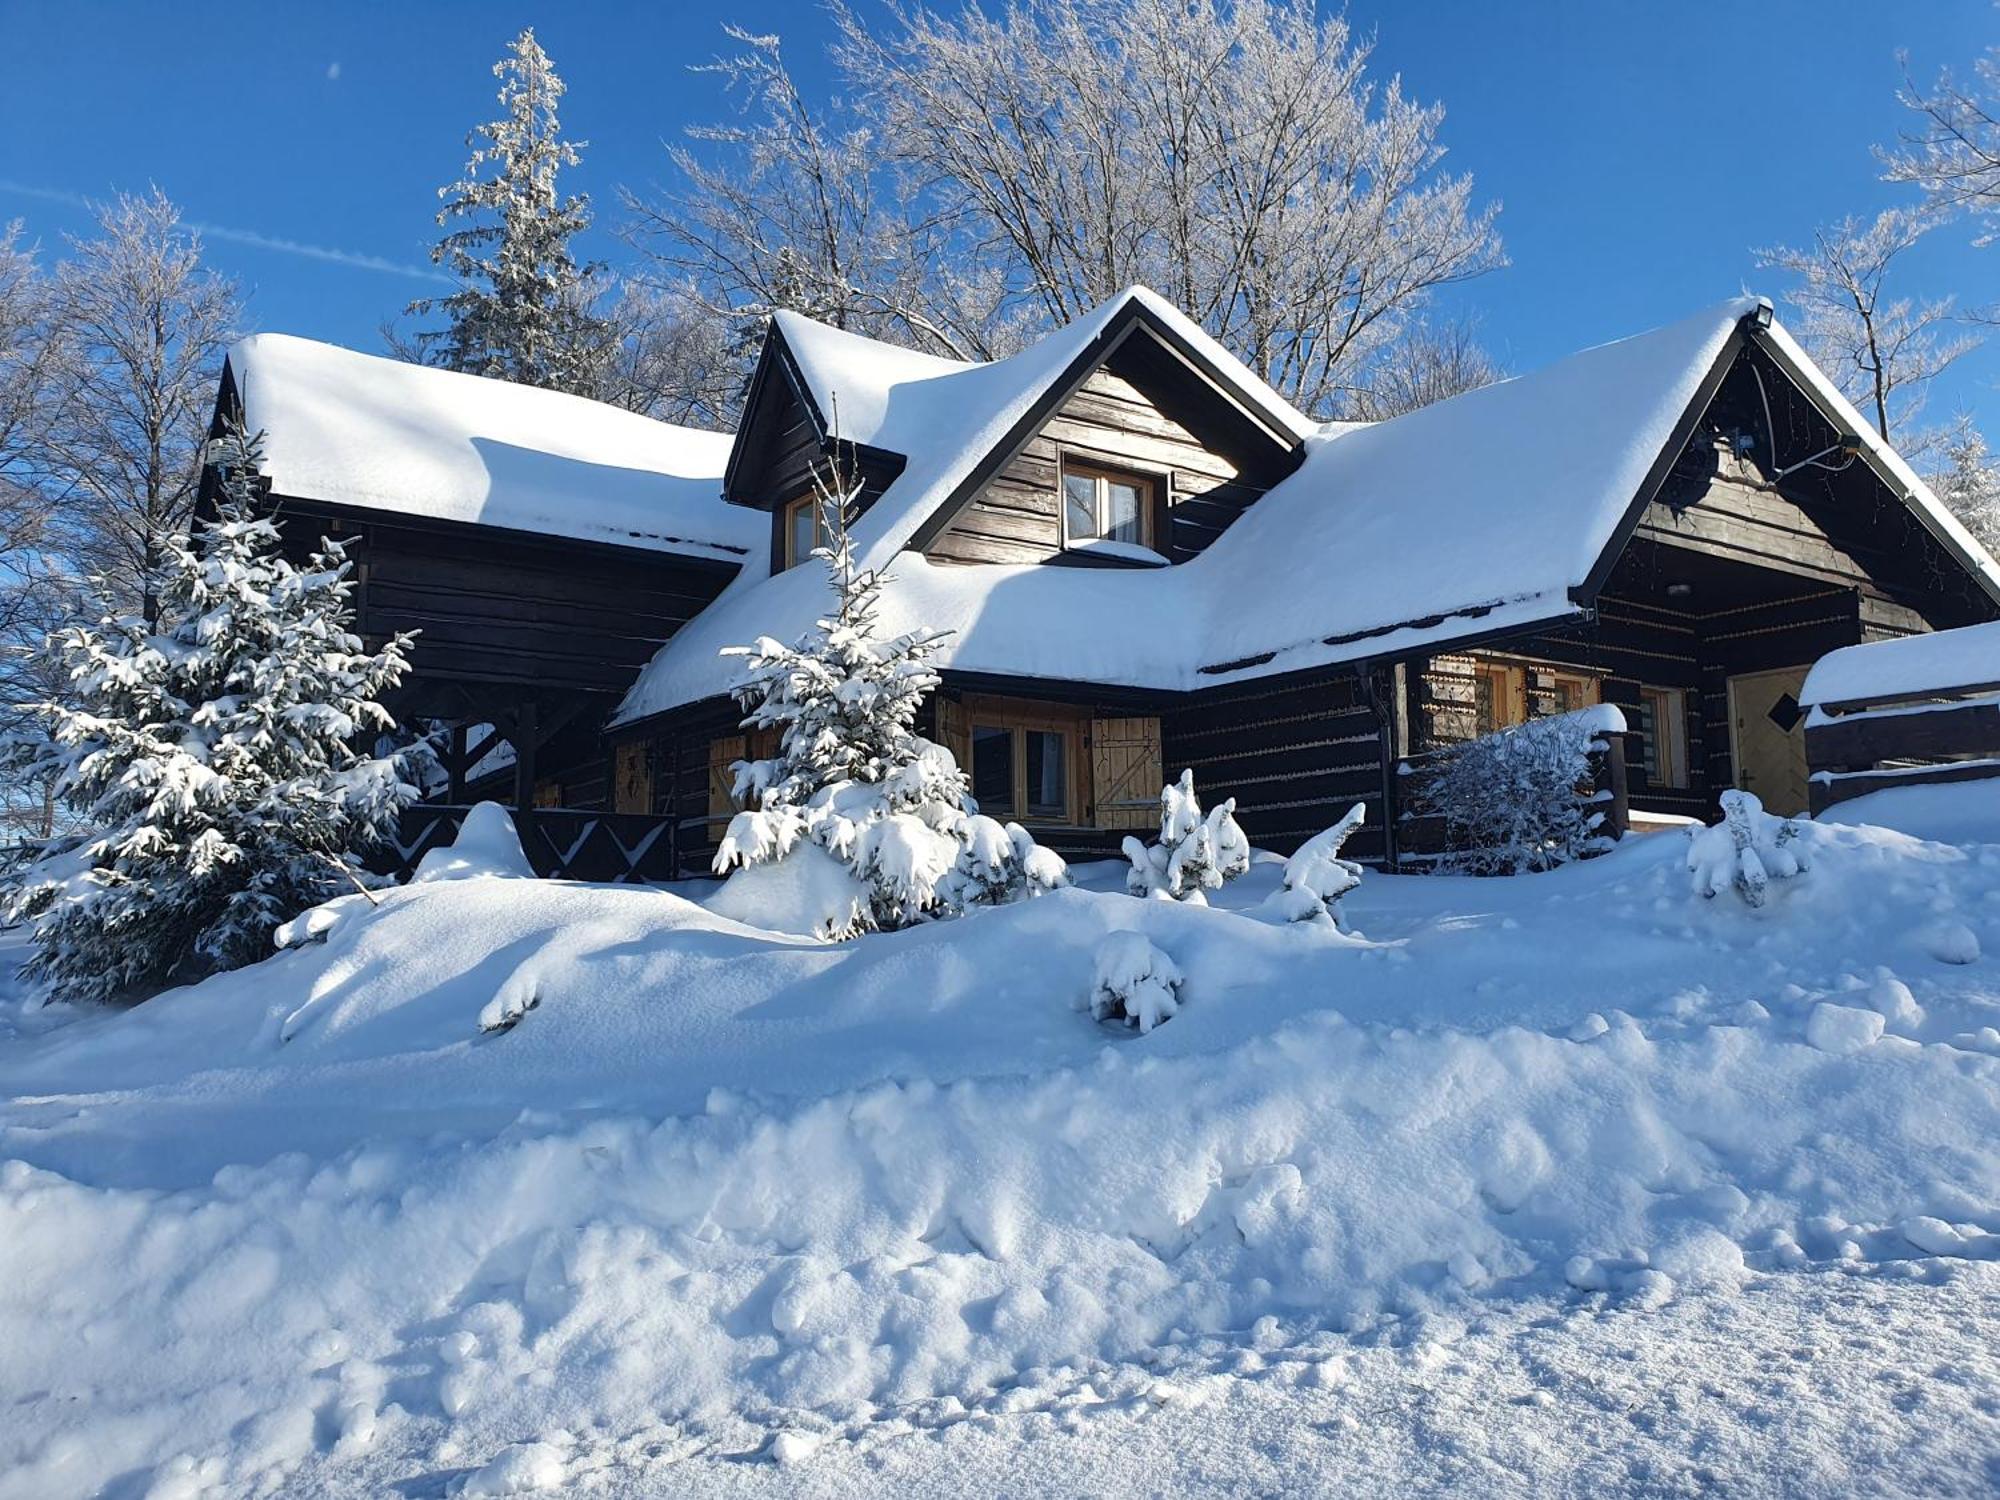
[271, 502, 738, 698]
[1164, 671, 1389, 865]
[928, 364, 1280, 567]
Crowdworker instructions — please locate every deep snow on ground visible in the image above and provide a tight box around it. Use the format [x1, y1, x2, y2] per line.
[3, 785, 2000, 1497]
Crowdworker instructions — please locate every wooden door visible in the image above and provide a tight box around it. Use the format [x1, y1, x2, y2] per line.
[1727, 665, 1812, 815]
[1090, 716, 1163, 829]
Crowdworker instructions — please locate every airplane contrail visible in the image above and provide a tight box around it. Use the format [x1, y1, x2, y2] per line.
[0, 180, 453, 285]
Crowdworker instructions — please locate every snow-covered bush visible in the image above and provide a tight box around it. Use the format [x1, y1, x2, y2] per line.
[1084, 929, 1184, 1033]
[1265, 801, 1368, 927]
[3, 422, 418, 1003]
[713, 473, 1064, 934]
[1420, 705, 1625, 875]
[940, 813, 1070, 909]
[1687, 789, 1809, 908]
[1122, 769, 1249, 904]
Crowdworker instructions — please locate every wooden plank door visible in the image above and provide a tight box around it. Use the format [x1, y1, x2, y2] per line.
[1727, 665, 1812, 815]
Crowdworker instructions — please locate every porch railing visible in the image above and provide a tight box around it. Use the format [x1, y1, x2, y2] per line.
[1804, 674, 2000, 814]
[369, 804, 683, 884]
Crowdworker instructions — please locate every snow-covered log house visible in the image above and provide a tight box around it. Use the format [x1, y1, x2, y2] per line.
[209, 289, 2000, 876]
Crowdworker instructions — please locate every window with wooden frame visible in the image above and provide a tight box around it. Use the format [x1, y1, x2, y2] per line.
[1470, 657, 1600, 736]
[1060, 458, 1158, 551]
[782, 492, 830, 570]
[1634, 685, 1690, 788]
[950, 697, 1087, 824]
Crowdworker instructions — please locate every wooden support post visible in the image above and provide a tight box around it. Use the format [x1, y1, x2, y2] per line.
[447, 722, 468, 803]
[512, 701, 539, 812]
[1599, 734, 1630, 842]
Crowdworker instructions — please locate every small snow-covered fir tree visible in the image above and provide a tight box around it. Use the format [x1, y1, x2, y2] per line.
[1084, 930, 1184, 1033]
[1687, 789, 1808, 908]
[407, 28, 611, 395]
[5, 422, 417, 1002]
[1265, 801, 1368, 927]
[714, 464, 1064, 933]
[1123, 769, 1250, 904]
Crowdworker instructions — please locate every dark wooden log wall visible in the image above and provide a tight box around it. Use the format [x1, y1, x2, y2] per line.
[1164, 670, 1389, 865]
[271, 502, 740, 697]
[927, 364, 1279, 567]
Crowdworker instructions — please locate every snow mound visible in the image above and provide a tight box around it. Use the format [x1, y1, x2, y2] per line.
[414, 803, 535, 882]
[704, 842, 871, 939]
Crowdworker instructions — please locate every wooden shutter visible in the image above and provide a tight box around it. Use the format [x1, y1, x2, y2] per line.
[936, 694, 971, 771]
[613, 740, 654, 815]
[1090, 716, 1163, 829]
[707, 735, 746, 821]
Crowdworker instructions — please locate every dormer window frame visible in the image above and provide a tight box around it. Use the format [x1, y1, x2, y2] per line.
[781, 490, 829, 571]
[1058, 452, 1164, 555]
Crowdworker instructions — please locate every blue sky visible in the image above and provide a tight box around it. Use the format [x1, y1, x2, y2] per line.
[4, 0, 1997, 432]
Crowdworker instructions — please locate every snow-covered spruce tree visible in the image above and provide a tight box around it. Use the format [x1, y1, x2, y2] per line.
[1687, 789, 1808, 909]
[406, 28, 612, 395]
[1123, 769, 1249, 904]
[4, 422, 417, 1003]
[713, 470, 1065, 933]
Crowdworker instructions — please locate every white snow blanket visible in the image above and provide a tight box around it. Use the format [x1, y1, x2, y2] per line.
[229, 334, 760, 561]
[3, 810, 2000, 1495]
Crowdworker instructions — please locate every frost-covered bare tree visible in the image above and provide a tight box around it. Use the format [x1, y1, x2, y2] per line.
[633, 1, 1502, 419]
[1755, 209, 1977, 453]
[1934, 418, 2000, 554]
[405, 28, 612, 396]
[598, 280, 747, 428]
[623, 27, 995, 368]
[1343, 314, 1500, 420]
[1884, 45, 2000, 244]
[0, 223, 65, 619]
[39, 190, 239, 624]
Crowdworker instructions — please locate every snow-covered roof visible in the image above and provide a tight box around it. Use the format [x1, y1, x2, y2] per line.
[1803, 618, 2000, 708]
[614, 294, 1760, 723]
[226, 334, 761, 562]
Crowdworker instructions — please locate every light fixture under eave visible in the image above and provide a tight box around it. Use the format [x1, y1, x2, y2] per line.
[1665, 582, 1695, 600]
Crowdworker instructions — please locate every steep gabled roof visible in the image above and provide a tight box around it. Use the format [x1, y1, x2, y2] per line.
[1753, 317, 2000, 602]
[224, 334, 761, 562]
[616, 295, 1787, 723]
[734, 287, 1316, 562]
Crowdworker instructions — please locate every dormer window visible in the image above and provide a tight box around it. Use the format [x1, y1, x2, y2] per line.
[1061, 460, 1157, 551]
[783, 492, 828, 570]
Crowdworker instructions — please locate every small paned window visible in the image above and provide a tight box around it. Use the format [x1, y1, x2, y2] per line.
[1060, 460, 1155, 549]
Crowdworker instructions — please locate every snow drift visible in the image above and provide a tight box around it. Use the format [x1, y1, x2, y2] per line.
[2, 807, 1999, 1496]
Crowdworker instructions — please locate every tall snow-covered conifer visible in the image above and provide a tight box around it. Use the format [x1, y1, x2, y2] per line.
[7, 422, 418, 1003]
[714, 460, 1064, 933]
[408, 28, 611, 395]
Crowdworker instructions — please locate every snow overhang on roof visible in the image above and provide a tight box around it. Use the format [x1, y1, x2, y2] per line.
[616, 294, 1773, 727]
[223, 334, 763, 562]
